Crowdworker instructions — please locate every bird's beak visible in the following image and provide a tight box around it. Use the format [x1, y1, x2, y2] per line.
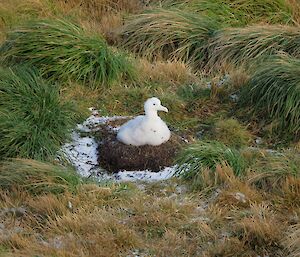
[158, 105, 168, 112]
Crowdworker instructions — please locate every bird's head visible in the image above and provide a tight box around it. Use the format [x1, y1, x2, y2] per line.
[144, 97, 168, 114]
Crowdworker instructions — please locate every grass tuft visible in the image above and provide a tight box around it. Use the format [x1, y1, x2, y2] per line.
[0, 159, 81, 195]
[209, 25, 300, 68]
[122, 8, 220, 68]
[175, 141, 246, 189]
[239, 54, 300, 136]
[179, 0, 294, 26]
[0, 19, 135, 87]
[0, 66, 76, 160]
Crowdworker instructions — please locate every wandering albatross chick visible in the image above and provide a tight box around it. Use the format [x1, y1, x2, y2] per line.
[117, 97, 171, 146]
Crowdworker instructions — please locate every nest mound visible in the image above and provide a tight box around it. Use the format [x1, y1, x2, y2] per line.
[97, 121, 183, 172]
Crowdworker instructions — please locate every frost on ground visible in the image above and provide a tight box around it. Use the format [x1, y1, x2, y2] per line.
[62, 109, 176, 181]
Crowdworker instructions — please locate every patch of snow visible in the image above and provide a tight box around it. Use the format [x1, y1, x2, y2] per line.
[113, 166, 177, 182]
[127, 250, 147, 257]
[229, 93, 239, 102]
[217, 74, 230, 87]
[233, 192, 247, 203]
[77, 114, 126, 133]
[62, 132, 99, 177]
[255, 137, 263, 145]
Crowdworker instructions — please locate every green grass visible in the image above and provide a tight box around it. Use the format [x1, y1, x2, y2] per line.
[175, 0, 294, 26]
[0, 19, 135, 87]
[209, 24, 300, 68]
[239, 54, 300, 137]
[122, 8, 220, 68]
[175, 141, 246, 189]
[0, 159, 81, 195]
[0, 66, 76, 160]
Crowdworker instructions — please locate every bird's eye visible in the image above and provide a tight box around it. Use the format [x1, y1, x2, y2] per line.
[153, 103, 156, 105]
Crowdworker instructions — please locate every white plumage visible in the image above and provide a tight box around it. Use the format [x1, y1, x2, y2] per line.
[117, 97, 171, 146]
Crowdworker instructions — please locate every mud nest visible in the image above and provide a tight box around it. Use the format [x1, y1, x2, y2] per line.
[97, 119, 183, 172]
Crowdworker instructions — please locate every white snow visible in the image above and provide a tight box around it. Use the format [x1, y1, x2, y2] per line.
[62, 109, 177, 182]
[62, 132, 98, 177]
[113, 166, 177, 182]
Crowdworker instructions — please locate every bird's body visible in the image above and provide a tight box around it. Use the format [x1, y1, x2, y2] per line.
[117, 98, 171, 146]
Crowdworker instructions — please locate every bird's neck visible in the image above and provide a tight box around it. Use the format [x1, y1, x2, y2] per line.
[145, 109, 159, 119]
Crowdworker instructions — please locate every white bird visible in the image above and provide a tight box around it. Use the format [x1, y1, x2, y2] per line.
[117, 97, 171, 146]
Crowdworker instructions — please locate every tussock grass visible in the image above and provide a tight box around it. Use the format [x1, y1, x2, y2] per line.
[0, 159, 80, 195]
[0, 171, 297, 256]
[175, 141, 246, 190]
[122, 8, 219, 68]
[179, 0, 294, 26]
[48, 208, 141, 256]
[0, 66, 76, 160]
[206, 237, 249, 256]
[0, 19, 134, 87]
[209, 25, 300, 68]
[239, 54, 300, 136]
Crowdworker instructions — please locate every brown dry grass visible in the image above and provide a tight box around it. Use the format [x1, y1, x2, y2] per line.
[0, 183, 213, 256]
[1, 164, 299, 257]
[237, 203, 283, 246]
[287, 0, 300, 25]
[0, 0, 51, 42]
[136, 59, 201, 87]
[214, 165, 263, 209]
[283, 223, 300, 257]
[52, 0, 143, 18]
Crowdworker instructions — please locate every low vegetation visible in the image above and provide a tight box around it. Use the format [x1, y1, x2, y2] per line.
[122, 8, 220, 68]
[175, 141, 246, 190]
[209, 24, 300, 68]
[0, 19, 135, 87]
[173, 0, 294, 26]
[0, 66, 76, 160]
[0, 159, 81, 195]
[239, 54, 300, 138]
[248, 150, 300, 192]
[211, 118, 253, 148]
